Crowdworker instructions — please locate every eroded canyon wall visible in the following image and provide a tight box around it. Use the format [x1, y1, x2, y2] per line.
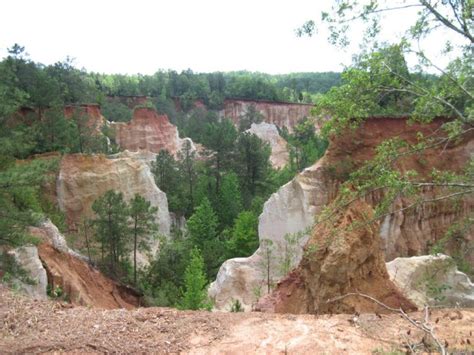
[28, 220, 140, 309]
[208, 159, 335, 310]
[219, 99, 313, 131]
[209, 117, 474, 311]
[110, 107, 193, 157]
[57, 152, 171, 263]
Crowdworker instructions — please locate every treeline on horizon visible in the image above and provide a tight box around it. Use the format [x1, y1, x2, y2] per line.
[0, 44, 341, 113]
[98, 70, 342, 107]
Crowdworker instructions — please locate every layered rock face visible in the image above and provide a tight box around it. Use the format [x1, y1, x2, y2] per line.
[210, 117, 474, 311]
[255, 200, 416, 314]
[246, 122, 289, 169]
[29, 220, 140, 309]
[57, 152, 171, 263]
[219, 99, 313, 131]
[110, 107, 193, 156]
[208, 159, 334, 310]
[387, 254, 474, 308]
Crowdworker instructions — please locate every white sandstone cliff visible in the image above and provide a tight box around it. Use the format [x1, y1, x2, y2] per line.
[246, 122, 289, 169]
[57, 152, 171, 265]
[208, 158, 331, 310]
[387, 254, 474, 308]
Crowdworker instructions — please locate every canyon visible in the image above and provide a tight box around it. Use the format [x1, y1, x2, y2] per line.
[210, 117, 474, 312]
[3, 105, 474, 353]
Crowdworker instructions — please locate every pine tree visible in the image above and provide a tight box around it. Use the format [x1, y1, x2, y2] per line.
[217, 173, 243, 229]
[226, 211, 259, 258]
[178, 140, 197, 216]
[187, 197, 224, 278]
[129, 194, 158, 285]
[92, 190, 129, 276]
[179, 247, 209, 310]
[187, 197, 218, 249]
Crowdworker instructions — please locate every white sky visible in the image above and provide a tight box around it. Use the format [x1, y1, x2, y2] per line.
[0, 0, 459, 75]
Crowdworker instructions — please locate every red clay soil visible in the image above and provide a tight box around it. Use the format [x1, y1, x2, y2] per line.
[256, 200, 417, 315]
[37, 243, 139, 309]
[330, 117, 474, 262]
[112, 107, 181, 154]
[326, 117, 474, 177]
[0, 286, 473, 354]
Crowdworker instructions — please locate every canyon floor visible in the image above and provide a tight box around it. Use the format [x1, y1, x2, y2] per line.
[1, 286, 473, 354]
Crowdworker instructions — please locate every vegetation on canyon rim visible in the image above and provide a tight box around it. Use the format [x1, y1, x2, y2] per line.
[298, 0, 473, 276]
[0, 0, 473, 313]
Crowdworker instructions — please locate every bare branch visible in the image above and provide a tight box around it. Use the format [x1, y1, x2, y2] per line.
[410, 49, 474, 100]
[380, 62, 469, 122]
[337, 4, 424, 23]
[410, 181, 474, 188]
[419, 0, 474, 43]
[376, 188, 474, 221]
[326, 292, 446, 354]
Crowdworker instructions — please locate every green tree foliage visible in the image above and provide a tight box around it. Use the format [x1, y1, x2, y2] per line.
[92, 190, 129, 276]
[238, 104, 264, 132]
[178, 140, 197, 216]
[235, 133, 271, 207]
[101, 99, 132, 122]
[187, 198, 218, 247]
[226, 211, 259, 258]
[187, 198, 226, 278]
[94, 69, 342, 109]
[203, 119, 238, 193]
[217, 173, 243, 229]
[129, 194, 158, 285]
[152, 150, 179, 195]
[142, 233, 191, 306]
[179, 108, 218, 143]
[285, 117, 328, 171]
[36, 106, 74, 152]
[298, 1, 473, 305]
[179, 247, 210, 310]
[0, 157, 59, 247]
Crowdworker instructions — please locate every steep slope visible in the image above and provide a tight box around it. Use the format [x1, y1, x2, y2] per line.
[255, 200, 416, 314]
[210, 117, 474, 311]
[27, 220, 140, 309]
[57, 152, 171, 264]
[246, 122, 289, 168]
[219, 99, 313, 131]
[110, 107, 194, 156]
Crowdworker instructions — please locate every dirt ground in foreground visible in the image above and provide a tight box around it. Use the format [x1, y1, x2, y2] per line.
[0, 286, 472, 354]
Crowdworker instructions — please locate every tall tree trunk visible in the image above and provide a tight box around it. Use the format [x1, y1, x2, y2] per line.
[83, 219, 92, 262]
[134, 217, 138, 285]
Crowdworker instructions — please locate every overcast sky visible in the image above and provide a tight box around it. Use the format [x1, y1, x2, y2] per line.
[0, 0, 456, 75]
